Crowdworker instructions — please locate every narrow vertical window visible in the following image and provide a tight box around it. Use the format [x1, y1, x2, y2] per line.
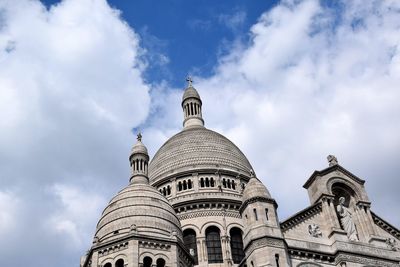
[183, 180, 187, 190]
[178, 181, 182, 191]
[183, 229, 198, 265]
[200, 178, 204, 187]
[210, 177, 215, 187]
[253, 208, 258, 221]
[230, 228, 245, 264]
[265, 208, 269, 220]
[205, 177, 210, 187]
[188, 180, 192, 189]
[275, 254, 280, 267]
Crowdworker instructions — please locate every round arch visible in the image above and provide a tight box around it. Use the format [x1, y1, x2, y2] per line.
[200, 221, 224, 236]
[182, 224, 201, 236]
[226, 222, 244, 234]
[327, 177, 362, 201]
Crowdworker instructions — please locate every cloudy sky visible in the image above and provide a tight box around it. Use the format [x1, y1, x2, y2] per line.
[0, 0, 399, 266]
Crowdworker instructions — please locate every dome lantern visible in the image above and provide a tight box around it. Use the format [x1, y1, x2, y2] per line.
[129, 133, 150, 184]
[182, 76, 204, 129]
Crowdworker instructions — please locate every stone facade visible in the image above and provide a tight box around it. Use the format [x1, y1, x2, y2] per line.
[81, 84, 400, 267]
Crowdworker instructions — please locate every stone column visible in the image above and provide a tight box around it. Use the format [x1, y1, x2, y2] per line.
[171, 178, 177, 197]
[193, 173, 199, 192]
[322, 196, 340, 230]
[130, 240, 139, 267]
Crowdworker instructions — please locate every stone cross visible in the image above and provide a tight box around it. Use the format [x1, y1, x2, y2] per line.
[186, 76, 193, 87]
[137, 132, 142, 142]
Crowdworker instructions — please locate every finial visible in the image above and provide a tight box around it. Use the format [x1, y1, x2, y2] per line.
[186, 75, 193, 87]
[327, 155, 338, 167]
[137, 132, 142, 142]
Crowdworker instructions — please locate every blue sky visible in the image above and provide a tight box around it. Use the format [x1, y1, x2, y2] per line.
[0, 1, 400, 267]
[43, 0, 275, 86]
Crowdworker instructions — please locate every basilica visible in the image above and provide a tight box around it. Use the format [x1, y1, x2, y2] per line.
[80, 82, 400, 267]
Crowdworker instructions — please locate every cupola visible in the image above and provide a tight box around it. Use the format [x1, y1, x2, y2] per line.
[129, 133, 150, 184]
[182, 76, 204, 129]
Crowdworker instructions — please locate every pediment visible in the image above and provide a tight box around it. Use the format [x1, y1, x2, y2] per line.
[304, 164, 365, 189]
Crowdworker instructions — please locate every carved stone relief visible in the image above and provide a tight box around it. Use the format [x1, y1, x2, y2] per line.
[308, 224, 322, 238]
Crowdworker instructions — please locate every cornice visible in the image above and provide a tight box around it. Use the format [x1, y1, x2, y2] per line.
[280, 202, 322, 232]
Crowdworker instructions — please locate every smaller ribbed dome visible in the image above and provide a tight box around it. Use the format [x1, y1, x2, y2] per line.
[94, 183, 182, 243]
[242, 177, 271, 202]
[131, 140, 148, 155]
[182, 86, 201, 102]
[131, 133, 148, 155]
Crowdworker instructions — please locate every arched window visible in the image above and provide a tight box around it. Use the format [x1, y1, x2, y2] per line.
[178, 181, 182, 191]
[232, 181, 236, 190]
[222, 178, 227, 188]
[210, 177, 215, 187]
[183, 229, 198, 265]
[227, 179, 231, 188]
[265, 208, 269, 220]
[163, 187, 166, 196]
[230, 227, 245, 264]
[190, 102, 194, 116]
[183, 180, 187, 190]
[167, 185, 171, 195]
[143, 256, 152, 267]
[275, 254, 280, 267]
[156, 258, 166, 267]
[206, 226, 223, 263]
[104, 263, 112, 267]
[188, 180, 192, 189]
[200, 178, 205, 187]
[115, 259, 124, 267]
[205, 177, 210, 187]
[253, 208, 258, 220]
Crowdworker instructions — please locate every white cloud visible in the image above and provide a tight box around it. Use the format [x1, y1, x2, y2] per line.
[146, 0, 400, 226]
[0, 0, 150, 266]
[48, 184, 106, 247]
[0, 190, 19, 235]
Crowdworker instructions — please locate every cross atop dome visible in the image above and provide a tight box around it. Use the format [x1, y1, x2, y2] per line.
[137, 132, 142, 142]
[186, 75, 193, 87]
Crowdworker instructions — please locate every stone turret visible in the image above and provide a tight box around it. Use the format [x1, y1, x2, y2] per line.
[240, 174, 290, 267]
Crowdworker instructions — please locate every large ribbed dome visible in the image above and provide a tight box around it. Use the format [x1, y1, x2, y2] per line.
[149, 127, 253, 183]
[94, 183, 182, 243]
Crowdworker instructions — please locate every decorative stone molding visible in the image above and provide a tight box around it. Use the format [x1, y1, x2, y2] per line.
[178, 210, 240, 220]
[239, 196, 277, 213]
[372, 211, 400, 239]
[98, 242, 128, 257]
[288, 248, 334, 263]
[139, 240, 171, 250]
[244, 236, 285, 255]
[281, 202, 322, 232]
[335, 253, 399, 267]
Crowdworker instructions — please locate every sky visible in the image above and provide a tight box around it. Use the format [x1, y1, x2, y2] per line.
[0, 0, 399, 266]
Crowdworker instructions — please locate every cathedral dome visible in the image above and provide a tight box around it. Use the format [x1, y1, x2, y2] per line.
[242, 177, 271, 202]
[94, 182, 182, 243]
[149, 127, 253, 184]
